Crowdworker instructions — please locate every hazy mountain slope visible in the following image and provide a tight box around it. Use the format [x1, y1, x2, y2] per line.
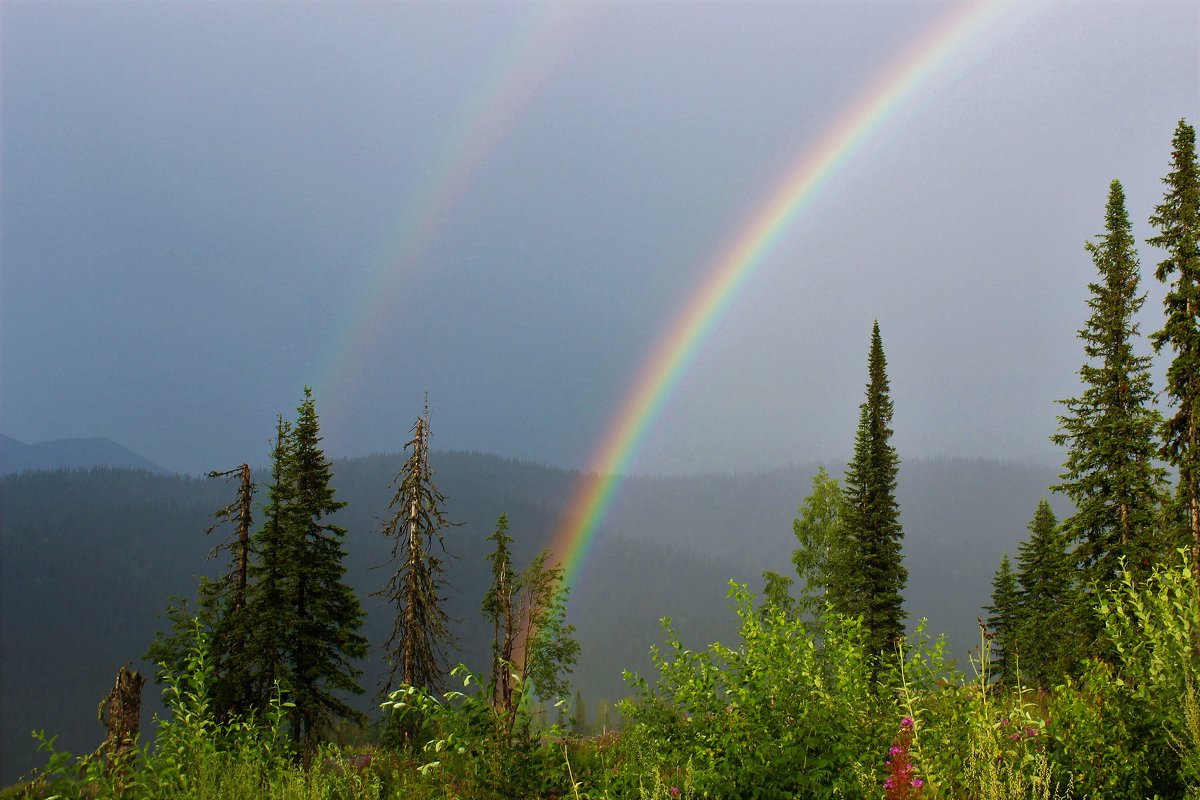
[0, 435, 169, 476]
[600, 457, 1069, 661]
[0, 453, 1062, 783]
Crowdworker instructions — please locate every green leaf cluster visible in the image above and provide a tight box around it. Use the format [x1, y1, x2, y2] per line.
[620, 584, 888, 799]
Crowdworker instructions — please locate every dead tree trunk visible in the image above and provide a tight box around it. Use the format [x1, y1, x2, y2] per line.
[97, 664, 145, 788]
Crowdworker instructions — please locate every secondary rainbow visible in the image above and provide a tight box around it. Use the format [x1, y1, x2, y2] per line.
[314, 2, 582, 430]
[549, 0, 1031, 589]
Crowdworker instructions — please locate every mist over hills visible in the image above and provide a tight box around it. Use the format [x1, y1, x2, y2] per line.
[0, 435, 169, 476]
[0, 448, 1064, 783]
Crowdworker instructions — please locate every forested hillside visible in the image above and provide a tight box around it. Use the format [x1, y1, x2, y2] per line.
[0, 453, 1058, 783]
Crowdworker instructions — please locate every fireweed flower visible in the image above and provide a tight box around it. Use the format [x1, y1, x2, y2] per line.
[883, 718, 925, 799]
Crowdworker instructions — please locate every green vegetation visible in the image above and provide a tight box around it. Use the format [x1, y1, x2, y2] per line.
[790, 465, 848, 624]
[14, 553, 1200, 799]
[9, 120, 1200, 798]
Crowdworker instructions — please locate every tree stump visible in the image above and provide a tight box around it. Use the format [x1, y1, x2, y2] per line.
[97, 663, 145, 787]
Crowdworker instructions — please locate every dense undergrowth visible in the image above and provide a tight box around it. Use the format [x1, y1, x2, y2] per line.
[10, 551, 1199, 800]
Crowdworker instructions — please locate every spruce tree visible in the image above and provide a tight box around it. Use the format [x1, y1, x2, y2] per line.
[985, 553, 1020, 685]
[1149, 119, 1200, 573]
[237, 392, 367, 749]
[835, 321, 906, 660]
[1013, 500, 1076, 688]
[376, 404, 457, 695]
[284, 387, 368, 747]
[1053, 179, 1167, 586]
[242, 416, 296, 713]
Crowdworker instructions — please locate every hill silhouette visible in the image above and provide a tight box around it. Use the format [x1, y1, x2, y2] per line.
[0, 435, 168, 476]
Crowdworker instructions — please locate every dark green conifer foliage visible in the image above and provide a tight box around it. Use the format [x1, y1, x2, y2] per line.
[375, 404, 457, 696]
[834, 321, 906, 660]
[573, 689, 588, 735]
[1053, 179, 1167, 587]
[242, 416, 296, 713]
[1013, 500, 1076, 688]
[984, 553, 1020, 685]
[283, 388, 368, 748]
[1149, 119, 1200, 573]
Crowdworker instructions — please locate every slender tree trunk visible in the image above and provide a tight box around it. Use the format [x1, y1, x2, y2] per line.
[235, 463, 252, 612]
[403, 494, 420, 687]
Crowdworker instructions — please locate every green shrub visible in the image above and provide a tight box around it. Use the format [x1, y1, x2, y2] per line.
[381, 662, 569, 798]
[620, 583, 888, 799]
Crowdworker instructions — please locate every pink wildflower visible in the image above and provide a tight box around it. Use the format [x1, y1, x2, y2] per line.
[883, 718, 925, 800]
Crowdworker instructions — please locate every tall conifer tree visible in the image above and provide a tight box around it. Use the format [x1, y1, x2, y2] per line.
[1053, 179, 1166, 586]
[376, 403, 457, 695]
[1149, 119, 1200, 573]
[1013, 500, 1076, 687]
[835, 321, 906, 659]
[985, 553, 1020, 685]
[284, 388, 368, 747]
[242, 416, 296, 712]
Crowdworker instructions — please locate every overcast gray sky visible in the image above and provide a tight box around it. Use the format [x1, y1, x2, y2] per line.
[2, 1, 1197, 477]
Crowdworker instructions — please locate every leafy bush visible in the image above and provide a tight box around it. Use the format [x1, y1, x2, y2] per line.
[620, 583, 888, 799]
[381, 662, 569, 798]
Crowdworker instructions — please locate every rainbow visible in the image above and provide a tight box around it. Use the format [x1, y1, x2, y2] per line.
[550, 0, 1032, 590]
[316, 2, 583, 430]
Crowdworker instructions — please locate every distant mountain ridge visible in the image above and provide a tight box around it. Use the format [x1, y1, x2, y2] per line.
[0, 434, 169, 476]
